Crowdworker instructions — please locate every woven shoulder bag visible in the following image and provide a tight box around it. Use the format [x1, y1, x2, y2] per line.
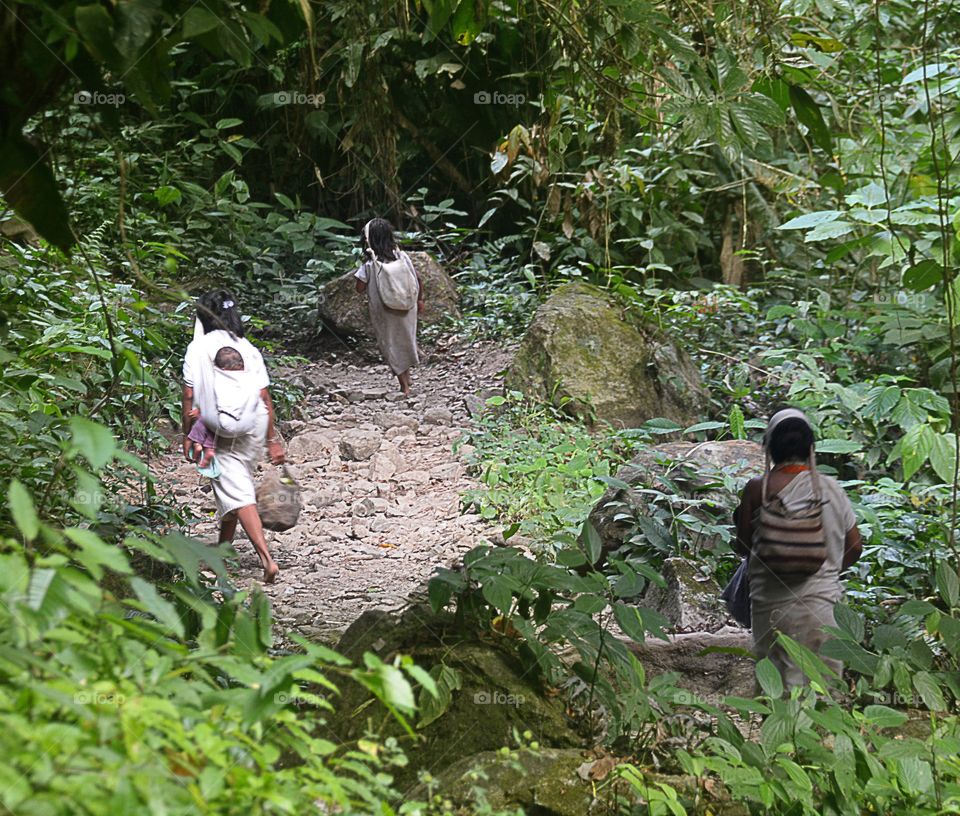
[754, 454, 827, 577]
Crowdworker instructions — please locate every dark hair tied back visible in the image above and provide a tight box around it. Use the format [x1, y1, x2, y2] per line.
[768, 417, 814, 464]
[196, 290, 245, 338]
[362, 218, 399, 263]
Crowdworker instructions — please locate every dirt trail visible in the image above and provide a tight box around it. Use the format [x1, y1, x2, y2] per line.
[160, 337, 512, 644]
[158, 333, 754, 700]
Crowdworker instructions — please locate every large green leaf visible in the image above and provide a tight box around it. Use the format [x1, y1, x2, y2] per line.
[863, 704, 908, 728]
[816, 438, 862, 454]
[779, 210, 843, 230]
[579, 519, 603, 564]
[130, 577, 185, 638]
[902, 62, 953, 85]
[8, 479, 39, 541]
[935, 562, 960, 609]
[929, 432, 958, 484]
[182, 6, 222, 38]
[900, 423, 935, 480]
[64, 528, 132, 579]
[0, 134, 73, 252]
[481, 577, 514, 615]
[75, 3, 124, 66]
[833, 604, 865, 643]
[755, 658, 783, 698]
[912, 671, 947, 711]
[451, 0, 482, 45]
[903, 260, 943, 291]
[69, 417, 116, 470]
[788, 84, 831, 152]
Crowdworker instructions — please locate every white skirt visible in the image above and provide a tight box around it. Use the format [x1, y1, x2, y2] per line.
[211, 407, 268, 516]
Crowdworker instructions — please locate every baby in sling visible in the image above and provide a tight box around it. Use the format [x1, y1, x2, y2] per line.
[187, 344, 262, 472]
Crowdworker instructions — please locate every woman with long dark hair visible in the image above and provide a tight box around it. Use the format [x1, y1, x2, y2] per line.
[354, 218, 424, 397]
[181, 290, 285, 583]
[734, 408, 862, 690]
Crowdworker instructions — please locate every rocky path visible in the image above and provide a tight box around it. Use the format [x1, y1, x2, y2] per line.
[160, 337, 512, 644]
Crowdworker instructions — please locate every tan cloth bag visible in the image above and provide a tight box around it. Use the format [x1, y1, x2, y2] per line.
[256, 465, 302, 532]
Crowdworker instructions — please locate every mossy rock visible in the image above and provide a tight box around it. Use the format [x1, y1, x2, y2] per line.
[641, 556, 728, 633]
[505, 283, 707, 428]
[420, 747, 749, 815]
[326, 608, 583, 790]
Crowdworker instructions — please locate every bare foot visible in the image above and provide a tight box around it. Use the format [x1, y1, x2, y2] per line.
[263, 562, 280, 584]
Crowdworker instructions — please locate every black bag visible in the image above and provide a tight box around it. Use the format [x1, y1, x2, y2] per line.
[721, 558, 751, 628]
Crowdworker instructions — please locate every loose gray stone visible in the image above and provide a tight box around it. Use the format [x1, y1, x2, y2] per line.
[286, 431, 336, 463]
[373, 412, 419, 432]
[423, 407, 454, 426]
[340, 429, 382, 461]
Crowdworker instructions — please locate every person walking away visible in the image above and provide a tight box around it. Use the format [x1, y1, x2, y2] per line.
[734, 408, 862, 690]
[354, 218, 424, 397]
[181, 291, 285, 583]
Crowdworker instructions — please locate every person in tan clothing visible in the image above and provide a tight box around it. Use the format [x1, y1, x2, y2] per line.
[734, 408, 862, 689]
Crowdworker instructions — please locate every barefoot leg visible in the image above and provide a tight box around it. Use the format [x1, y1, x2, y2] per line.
[398, 369, 411, 397]
[218, 511, 238, 544]
[234, 504, 279, 583]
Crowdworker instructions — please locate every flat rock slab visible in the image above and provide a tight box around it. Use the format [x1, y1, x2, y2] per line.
[626, 626, 755, 701]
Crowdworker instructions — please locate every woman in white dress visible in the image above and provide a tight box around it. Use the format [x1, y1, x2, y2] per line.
[181, 291, 285, 583]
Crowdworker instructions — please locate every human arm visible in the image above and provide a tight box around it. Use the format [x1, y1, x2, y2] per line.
[734, 477, 761, 557]
[355, 262, 369, 295]
[261, 387, 285, 465]
[842, 525, 862, 569]
[181, 384, 196, 461]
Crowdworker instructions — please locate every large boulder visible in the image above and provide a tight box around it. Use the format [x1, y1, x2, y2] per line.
[640, 556, 728, 633]
[505, 283, 706, 428]
[327, 608, 582, 790]
[589, 440, 763, 559]
[317, 250, 460, 337]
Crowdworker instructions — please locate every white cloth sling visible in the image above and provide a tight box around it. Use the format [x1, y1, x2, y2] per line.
[189, 322, 263, 438]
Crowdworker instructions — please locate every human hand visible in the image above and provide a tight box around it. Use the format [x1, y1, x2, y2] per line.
[188, 407, 200, 420]
[267, 439, 285, 465]
[417, 299, 425, 314]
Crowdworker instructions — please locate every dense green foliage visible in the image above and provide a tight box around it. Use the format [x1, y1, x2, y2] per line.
[2, 0, 960, 813]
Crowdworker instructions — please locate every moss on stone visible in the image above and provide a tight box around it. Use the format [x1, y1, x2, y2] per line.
[506, 283, 706, 428]
[324, 609, 582, 791]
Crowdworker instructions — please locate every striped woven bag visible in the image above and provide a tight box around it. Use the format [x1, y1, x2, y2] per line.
[754, 453, 827, 577]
